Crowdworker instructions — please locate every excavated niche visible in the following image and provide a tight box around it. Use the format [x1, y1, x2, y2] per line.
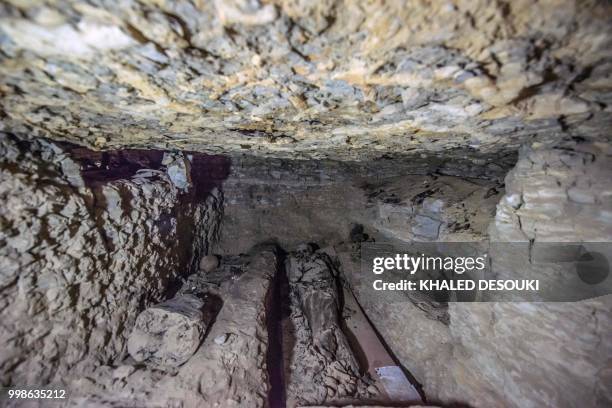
[1, 130, 511, 405]
[57, 139, 232, 282]
[0, 130, 513, 405]
[2, 130, 612, 408]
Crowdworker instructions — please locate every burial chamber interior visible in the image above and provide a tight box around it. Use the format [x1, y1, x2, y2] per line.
[1, 131, 611, 408]
[1, 1, 612, 408]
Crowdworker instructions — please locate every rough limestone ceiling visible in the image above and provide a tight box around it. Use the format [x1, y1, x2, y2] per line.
[0, 0, 611, 160]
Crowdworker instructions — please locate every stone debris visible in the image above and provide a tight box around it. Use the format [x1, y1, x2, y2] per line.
[163, 152, 192, 192]
[213, 333, 229, 345]
[58, 247, 274, 408]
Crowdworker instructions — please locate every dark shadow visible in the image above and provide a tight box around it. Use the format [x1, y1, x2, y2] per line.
[264, 245, 289, 408]
[188, 152, 232, 200]
[201, 292, 224, 342]
[60, 142, 232, 198]
[56, 140, 233, 302]
[61, 144, 165, 187]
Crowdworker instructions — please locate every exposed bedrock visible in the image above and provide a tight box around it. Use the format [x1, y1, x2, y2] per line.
[0, 132, 225, 388]
[343, 137, 612, 407]
[216, 152, 509, 254]
[0, 1, 611, 160]
[447, 138, 612, 408]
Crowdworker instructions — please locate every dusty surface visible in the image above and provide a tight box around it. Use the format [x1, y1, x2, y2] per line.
[64, 246, 276, 408]
[341, 137, 612, 407]
[1, 130, 611, 407]
[216, 154, 505, 254]
[0, 133, 222, 389]
[449, 137, 612, 408]
[285, 246, 377, 407]
[0, 2, 611, 404]
[0, 1, 611, 159]
[127, 294, 212, 369]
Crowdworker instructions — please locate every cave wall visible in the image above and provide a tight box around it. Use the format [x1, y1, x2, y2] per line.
[216, 156, 374, 253]
[446, 137, 612, 408]
[0, 133, 222, 388]
[346, 137, 612, 407]
[216, 152, 510, 254]
[0, 1, 610, 406]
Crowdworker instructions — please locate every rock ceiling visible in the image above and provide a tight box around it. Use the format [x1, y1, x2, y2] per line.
[0, 0, 611, 160]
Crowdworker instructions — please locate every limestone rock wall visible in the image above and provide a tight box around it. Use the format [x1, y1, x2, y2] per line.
[1, 1, 610, 160]
[0, 133, 222, 388]
[491, 138, 612, 241]
[346, 137, 612, 407]
[216, 154, 507, 254]
[446, 138, 612, 408]
[216, 157, 373, 254]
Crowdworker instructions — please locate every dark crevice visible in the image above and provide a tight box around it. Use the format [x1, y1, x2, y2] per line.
[265, 247, 289, 408]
